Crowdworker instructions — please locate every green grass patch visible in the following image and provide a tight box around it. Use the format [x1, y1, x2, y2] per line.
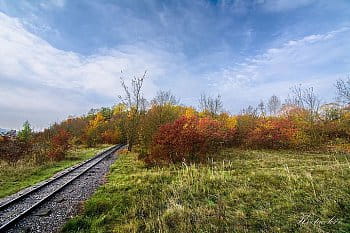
[0, 145, 112, 198]
[63, 149, 350, 233]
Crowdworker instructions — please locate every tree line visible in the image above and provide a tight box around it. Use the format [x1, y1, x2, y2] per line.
[1, 73, 350, 165]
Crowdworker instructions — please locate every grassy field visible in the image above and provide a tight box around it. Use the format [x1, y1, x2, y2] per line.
[63, 149, 350, 233]
[0, 145, 111, 198]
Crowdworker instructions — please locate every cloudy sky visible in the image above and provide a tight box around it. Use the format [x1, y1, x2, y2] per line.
[0, 0, 349, 130]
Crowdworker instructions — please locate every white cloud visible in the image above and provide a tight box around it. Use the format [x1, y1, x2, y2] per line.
[0, 12, 177, 129]
[211, 27, 350, 111]
[40, 0, 66, 9]
[1, 8, 349, 128]
[0, 12, 169, 95]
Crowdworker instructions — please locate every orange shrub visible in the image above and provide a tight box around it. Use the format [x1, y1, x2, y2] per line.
[321, 121, 348, 141]
[146, 116, 235, 164]
[245, 117, 298, 149]
[235, 115, 259, 145]
[101, 129, 120, 144]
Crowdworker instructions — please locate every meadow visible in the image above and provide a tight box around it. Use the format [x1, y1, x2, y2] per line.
[63, 149, 350, 233]
[1, 78, 350, 232]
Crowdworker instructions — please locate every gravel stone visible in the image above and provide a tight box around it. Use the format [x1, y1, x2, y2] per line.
[2, 149, 119, 233]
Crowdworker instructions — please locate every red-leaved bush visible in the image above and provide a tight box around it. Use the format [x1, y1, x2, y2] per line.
[145, 116, 235, 164]
[48, 129, 71, 161]
[0, 136, 31, 165]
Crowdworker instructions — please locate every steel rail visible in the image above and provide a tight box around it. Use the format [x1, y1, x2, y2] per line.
[0, 145, 117, 211]
[0, 144, 123, 232]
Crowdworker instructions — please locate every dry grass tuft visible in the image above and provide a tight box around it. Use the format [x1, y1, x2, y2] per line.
[63, 149, 350, 233]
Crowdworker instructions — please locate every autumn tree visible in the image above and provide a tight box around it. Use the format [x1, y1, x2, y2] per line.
[139, 90, 181, 153]
[85, 112, 105, 147]
[109, 103, 128, 143]
[48, 129, 71, 161]
[87, 108, 100, 118]
[199, 94, 223, 117]
[149, 90, 180, 125]
[0, 121, 33, 165]
[59, 117, 89, 145]
[149, 91, 179, 124]
[335, 76, 350, 104]
[286, 85, 321, 121]
[99, 107, 113, 120]
[267, 95, 281, 116]
[118, 71, 147, 151]
[258, 100, 266, 116]
[284, 85, 322, 145]
[31, 129, 53, 164]
[0, 137, 30, 165]
[241, 105, 258, 117]
[151, 90, 178, 106]
[320, 103, 342, 122]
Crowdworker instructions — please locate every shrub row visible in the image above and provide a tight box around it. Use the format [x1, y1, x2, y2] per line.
[143, 112, 350, 165]
[0, 129, 71, 165]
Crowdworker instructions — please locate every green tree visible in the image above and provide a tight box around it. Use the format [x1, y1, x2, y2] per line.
[18, 120, 32, 142]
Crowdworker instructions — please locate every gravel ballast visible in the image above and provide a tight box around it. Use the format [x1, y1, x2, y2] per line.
[3, 150, 119, 233]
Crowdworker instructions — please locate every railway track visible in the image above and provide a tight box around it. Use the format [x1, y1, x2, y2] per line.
[0, 144, 123, 232]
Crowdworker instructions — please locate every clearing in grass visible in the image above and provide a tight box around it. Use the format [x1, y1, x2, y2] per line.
[63, 149, 350, 233]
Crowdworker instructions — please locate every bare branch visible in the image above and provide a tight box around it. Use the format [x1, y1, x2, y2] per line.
[199, 93, 223, 117]
[335, 76, 350, 104]
[118, 71, 147, 151]
[267, 95, 281, 115]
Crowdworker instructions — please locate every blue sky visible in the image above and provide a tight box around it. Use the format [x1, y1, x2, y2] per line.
[0, 0, 350, 129]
